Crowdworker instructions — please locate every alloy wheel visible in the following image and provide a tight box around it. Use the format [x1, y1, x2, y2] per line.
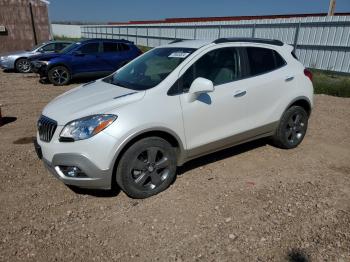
[130, 147, 171, 190]
[285, 112, 306, 145]
[51, 68, 69, 85]
[17, 59, 31, 73]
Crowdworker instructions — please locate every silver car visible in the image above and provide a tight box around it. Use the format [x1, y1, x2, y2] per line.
[0, 41, 72, 73]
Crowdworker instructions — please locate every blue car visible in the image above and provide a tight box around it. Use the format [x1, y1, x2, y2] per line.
[30, 39, 142, 85]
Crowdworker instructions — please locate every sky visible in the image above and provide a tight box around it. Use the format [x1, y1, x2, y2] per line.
[49, 0, 350, 23]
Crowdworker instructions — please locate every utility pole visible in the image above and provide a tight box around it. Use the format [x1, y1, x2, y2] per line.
[29, 2, 38, 45]
[328, 0, 336, 16]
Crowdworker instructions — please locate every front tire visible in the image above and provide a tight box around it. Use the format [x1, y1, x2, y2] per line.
[15, 58, 32, 73]
[272, 106, 309, 149]
[48, 66, 71, 86]
[116, 137, 177, 199]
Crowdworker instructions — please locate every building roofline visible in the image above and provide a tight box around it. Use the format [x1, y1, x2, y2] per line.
[108, 12, 350, 25]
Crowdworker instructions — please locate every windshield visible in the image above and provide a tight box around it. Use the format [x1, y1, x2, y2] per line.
[103, 47, 196, 90]
[59, 42, 79, 54]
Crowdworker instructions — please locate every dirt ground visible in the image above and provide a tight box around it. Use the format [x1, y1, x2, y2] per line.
[0, 70, 349, 262]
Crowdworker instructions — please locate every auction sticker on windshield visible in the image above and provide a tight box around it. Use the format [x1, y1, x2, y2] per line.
[168, 52, 191, 58]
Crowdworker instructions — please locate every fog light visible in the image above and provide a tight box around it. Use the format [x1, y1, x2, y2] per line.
[59, 166, 87, 178]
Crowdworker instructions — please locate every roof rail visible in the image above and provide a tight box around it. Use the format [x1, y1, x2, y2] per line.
[169, 39, 184, 44]
[83, 38, 133, 44]
[213, 38, 284, 46]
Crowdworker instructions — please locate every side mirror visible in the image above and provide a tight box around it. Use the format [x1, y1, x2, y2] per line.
[187, 77, 214, 102]
[38, 48, 44, 53]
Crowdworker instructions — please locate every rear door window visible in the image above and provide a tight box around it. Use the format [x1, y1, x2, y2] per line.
[118, 43, 130, 51]
[246, 47, 286, 76]
[103, 42, 120, 52]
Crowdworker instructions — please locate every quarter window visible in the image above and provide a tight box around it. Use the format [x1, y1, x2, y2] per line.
[246, 47, 286, 76]
[180, 47, 241, 92]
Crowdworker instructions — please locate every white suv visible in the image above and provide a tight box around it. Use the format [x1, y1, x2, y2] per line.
[34, 38, 314, 199]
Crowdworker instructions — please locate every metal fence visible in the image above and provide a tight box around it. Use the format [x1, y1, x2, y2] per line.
[52, 24, 82, 38]
[81, 15, 350, 73]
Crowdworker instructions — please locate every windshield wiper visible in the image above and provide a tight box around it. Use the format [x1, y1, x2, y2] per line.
[113, 81, 127, 88]
[104, 77, 127, 88]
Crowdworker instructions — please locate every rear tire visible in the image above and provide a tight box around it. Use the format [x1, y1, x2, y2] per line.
[272, 106, 309, 149]
[15, 58, 31, 73]
[48, 66, 71, 86]
[116, 137, 177, 199]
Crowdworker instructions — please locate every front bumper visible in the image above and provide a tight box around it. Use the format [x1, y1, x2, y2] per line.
[31, 61, 48, 76]
[0, 59, 14, 70]
[34, 139, 113, 190]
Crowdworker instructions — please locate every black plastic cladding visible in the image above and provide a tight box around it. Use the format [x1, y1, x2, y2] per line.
[213, 38, 284, 46]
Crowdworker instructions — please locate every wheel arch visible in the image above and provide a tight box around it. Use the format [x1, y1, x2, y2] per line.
[285, 96, 312, 116]
[110, 128, 186, 185]
[14, 56, 29, 65]
[47, 63, 72, 75]
[14, 57, 29, 70]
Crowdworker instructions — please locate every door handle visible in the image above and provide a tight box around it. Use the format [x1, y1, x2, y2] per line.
[234, 90, 247, 98]
[285, 76, 295, 82]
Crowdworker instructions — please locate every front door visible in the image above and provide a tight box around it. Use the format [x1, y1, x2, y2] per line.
[178, 47, 251, 156]
[70, 42, 101, 74]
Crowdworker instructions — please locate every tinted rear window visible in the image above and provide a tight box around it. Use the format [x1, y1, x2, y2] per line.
[246, 47, 286, 76]
[103, 42, 119, 52]
[118, 43, 130, 51]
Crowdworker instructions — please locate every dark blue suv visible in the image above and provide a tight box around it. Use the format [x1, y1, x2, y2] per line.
[30, 39, 142, 85]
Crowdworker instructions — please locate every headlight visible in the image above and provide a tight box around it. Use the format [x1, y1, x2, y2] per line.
[59, 114, 117, 141]
[38, 60, 50, 65]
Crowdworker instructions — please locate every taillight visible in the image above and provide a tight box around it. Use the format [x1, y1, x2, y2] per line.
[304, 69, 313, 82]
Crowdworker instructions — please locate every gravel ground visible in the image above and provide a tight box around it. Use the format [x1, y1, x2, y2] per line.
[0, 71, 349, 262]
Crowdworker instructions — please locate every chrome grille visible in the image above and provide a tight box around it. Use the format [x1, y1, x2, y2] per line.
[37, 115, 57, 142]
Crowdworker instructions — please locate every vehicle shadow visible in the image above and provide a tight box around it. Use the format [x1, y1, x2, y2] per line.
[286, 249, 310, 262]
[13, 136, 35, 144]
[177, 138, 270, 176]
[38, 76, 102, 85]
[70, 76, 101, 84]
[2, 69, 16, 73]
[68, 184, 121, 198]
[66, 138, 270, 198]
[0, 116, 17, 127]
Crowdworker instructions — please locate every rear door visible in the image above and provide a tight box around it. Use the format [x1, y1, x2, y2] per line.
[238, 46, 288, 129]
[99, 42, 133, 72]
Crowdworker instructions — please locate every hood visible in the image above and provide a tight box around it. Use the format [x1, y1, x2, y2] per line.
[42, 80, 145, 125]
[29, 52, 60, 61]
